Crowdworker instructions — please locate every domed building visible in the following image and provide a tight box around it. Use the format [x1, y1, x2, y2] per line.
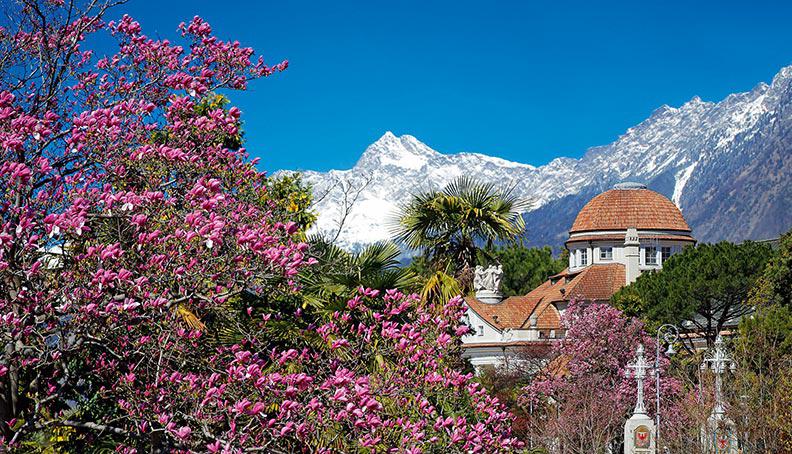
[461, 183, 696, 371]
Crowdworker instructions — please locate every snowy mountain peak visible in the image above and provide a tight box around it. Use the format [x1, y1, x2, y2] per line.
[680, 95, 713, 111]
[357, 132, 439, 170]
[295, 65, 792, 252]
[772, 65, 792, 86]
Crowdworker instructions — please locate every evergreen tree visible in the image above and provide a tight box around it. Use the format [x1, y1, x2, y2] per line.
[749, 228, 792, 308]
[612, 241, 773, 346]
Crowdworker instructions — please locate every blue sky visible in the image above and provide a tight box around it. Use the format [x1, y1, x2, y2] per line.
[120, 0, 792, 173]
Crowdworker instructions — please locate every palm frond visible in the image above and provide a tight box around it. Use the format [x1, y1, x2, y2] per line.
[176, 304, 206, 331]
[392, 176, 531, 271]
[421, 270, 462, 306]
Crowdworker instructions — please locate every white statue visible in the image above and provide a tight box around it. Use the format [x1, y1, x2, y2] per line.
[474, 264, 503, 293]
[474, 265, 486, 291]
[492, 264, 503, 291]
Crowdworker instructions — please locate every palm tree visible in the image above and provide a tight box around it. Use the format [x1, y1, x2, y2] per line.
[393, 176, 530, 284]
[198, 238, 418, 350]
[300, 237, 419, 311]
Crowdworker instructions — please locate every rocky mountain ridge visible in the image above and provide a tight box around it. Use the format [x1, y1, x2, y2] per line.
[290, 65, 792, 251]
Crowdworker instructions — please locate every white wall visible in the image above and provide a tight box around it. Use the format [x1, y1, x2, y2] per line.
[461, 305, 503, 344]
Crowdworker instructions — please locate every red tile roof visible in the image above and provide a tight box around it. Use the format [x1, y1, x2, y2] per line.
[465, 263, 626, 332]
[465, 294, 542, 330]
[570, 188, 691, 234]
[559, 263, 626, 302]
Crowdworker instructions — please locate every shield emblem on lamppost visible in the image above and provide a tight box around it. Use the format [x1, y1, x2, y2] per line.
[717, 436, 728, 450]
[635, 425, 651, 448]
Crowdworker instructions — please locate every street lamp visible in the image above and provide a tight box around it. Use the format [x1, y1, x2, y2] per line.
[655, 323, 679, 452]
[700, 335, 737, 453]
[700, 335, 736, 418]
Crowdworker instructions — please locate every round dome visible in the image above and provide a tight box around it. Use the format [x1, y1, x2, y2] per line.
[570, 185, 691, 234]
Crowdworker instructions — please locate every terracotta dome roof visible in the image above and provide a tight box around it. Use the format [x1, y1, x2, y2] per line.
[570, 184, 691, 234]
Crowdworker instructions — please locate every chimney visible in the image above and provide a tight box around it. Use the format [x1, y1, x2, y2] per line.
[624, 227, 640, 285]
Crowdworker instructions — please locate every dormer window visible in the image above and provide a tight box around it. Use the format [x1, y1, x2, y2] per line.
[600, 247, 613, 260]
[645, 246, 658, 265]
[580, 249, 588, 266]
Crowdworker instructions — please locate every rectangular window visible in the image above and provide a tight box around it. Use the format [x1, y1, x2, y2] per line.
[478, 325, 484, 336]
[661, 246, 672, 263]
[580, 249, 588, 266]
[645, 246, 658, 265]
[600, 247, 613, 261]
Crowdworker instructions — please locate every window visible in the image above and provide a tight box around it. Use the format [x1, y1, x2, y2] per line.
[477, 325, 484, 336]
[600, 247, 613, 261]
[645, 246, 658, 265]
[580, 249, 588, 266]
[661, 246, 672, 263]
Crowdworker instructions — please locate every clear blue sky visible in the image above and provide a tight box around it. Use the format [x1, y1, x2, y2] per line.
[120, 0, 792, 173]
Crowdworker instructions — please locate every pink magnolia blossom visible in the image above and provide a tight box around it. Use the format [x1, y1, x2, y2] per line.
[0, 2, 520, 452]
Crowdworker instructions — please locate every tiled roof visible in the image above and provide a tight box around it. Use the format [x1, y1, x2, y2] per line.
[561, 263, 626, 302]
[465, 263, 626, 332]
[464, 295, 542, 330]
[570, 188, 691, 234]
[566, 233, 696, 245]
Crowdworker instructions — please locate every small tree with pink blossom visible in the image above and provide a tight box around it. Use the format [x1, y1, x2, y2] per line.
[520, 301, 684, 453]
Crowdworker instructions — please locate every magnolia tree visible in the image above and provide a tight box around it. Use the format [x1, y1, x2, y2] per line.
[0, 1, 521, 451]
[520, 302, 685, 453]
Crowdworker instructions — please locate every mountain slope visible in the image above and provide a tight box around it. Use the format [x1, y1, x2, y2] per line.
[290, 66, 792, 252]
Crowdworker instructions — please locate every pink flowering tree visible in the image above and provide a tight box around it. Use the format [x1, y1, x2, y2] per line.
[0, 1, 521, 451]
[520, 301, 683, 453]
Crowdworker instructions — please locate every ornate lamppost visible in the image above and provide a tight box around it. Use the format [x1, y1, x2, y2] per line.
[700, 335, 737, 453]
[624, 344, 656, 454]
[655, 324, 679, 452]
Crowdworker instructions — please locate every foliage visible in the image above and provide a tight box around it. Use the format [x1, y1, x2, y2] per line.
[0, 2, 522, 452]
[726, 229, 792, 451]
[393, 176, 529, 287]
[612, 241, 773, 346]
[404, 255, 463, 309]
[748, 228, 792, 308]
[729, 303, 792, 452]
[481, 245, 565, 297]
[519, 302, 683, 454]
[266, 172, 317, 234]
[299, 237, 418, 310]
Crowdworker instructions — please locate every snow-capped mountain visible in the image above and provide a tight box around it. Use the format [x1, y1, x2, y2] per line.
[289, 65, 792, 252]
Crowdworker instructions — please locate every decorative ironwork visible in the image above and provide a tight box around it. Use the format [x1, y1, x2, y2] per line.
[701, 335, 737, 417]
[626, 344, 652, 415]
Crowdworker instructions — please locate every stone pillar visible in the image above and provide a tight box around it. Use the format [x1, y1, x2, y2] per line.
[701, 413, 738, 454]
[625, 414, 656, 454]
[624, 227, 641, 285]
[625, 344, 656, 454]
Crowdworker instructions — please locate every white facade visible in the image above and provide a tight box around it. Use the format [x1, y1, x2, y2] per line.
[567, 228, 693, 283]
